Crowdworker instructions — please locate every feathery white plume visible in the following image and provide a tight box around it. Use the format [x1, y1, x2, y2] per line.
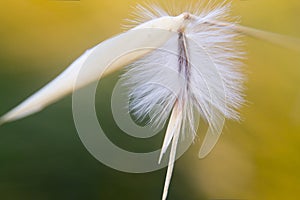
[122, 2, 244, 199]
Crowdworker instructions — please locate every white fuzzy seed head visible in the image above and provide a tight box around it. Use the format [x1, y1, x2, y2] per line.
[122, 1, 245, 138]
[121, 2, 246, 199]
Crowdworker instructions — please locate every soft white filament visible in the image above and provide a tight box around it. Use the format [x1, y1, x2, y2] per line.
[121, 3, 244, 199]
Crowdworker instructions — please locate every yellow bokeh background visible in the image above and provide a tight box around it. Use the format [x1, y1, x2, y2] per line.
[0, 0, 299, 199]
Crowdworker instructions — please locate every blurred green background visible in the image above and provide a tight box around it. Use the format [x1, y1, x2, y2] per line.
[0, 0, 300, 199]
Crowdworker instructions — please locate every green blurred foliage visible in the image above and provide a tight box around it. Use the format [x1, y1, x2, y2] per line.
[0, 0, 300, 199]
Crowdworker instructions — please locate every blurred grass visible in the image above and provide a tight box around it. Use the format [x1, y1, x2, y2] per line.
[0, 0, 300, 199]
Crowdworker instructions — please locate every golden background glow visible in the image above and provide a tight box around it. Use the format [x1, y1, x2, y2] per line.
[0, 0, 299, 199]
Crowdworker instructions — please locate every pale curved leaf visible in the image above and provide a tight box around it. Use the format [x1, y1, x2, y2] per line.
[198, 110, 225, 159]
[0, 15, 189, 125]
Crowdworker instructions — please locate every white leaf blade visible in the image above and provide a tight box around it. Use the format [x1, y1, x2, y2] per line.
[0, 15, 189, 125]
[0, 48, 94, 125]
[158, 100, 181, 164]
[209, 20, 300, 51]
[198, 112, 225, 159]
[161, 101, 182, 200]
[235, 24, 300, 51]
